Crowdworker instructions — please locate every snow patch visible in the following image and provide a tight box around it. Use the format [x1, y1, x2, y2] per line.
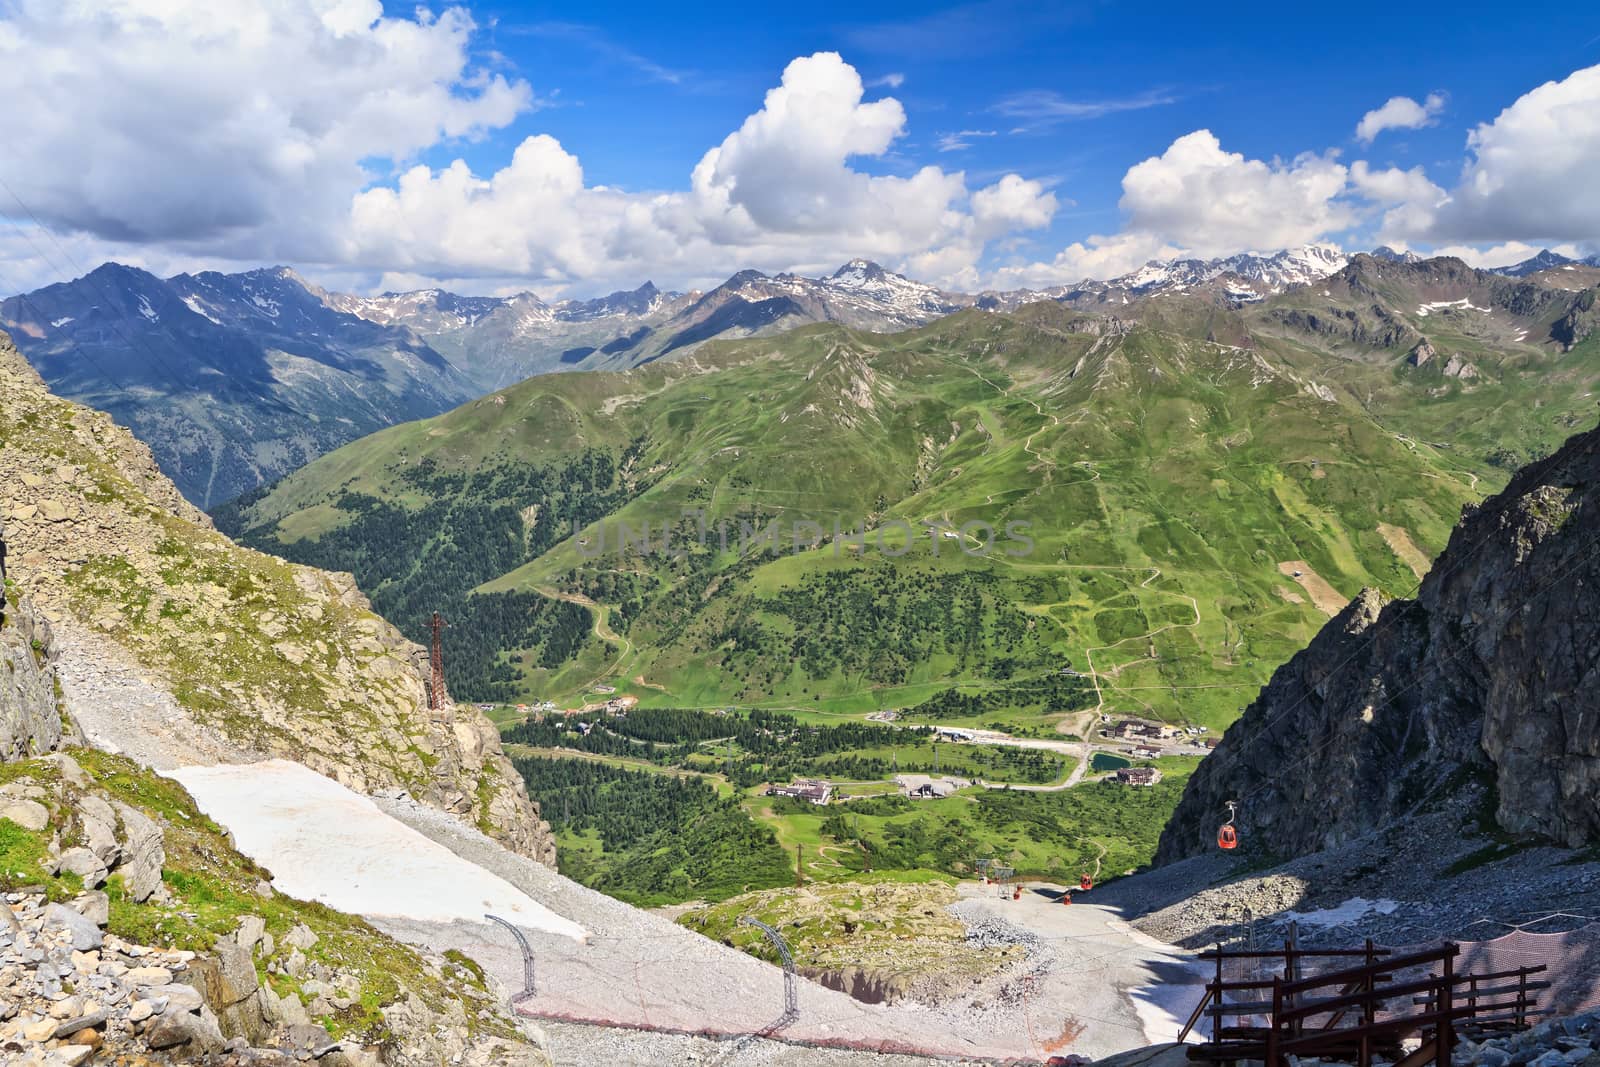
[1416, 298, 1486, 317]
[1275, 897, 1399, 929]
[1129, 961, 1210, 1044]
[182, 296, 223, 325]
[170, 760, 589, 939]
[136, 295, 158, 322]
[49, 316, 73, 328]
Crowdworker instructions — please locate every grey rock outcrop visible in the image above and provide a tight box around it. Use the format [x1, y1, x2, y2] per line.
[1158, 421, 1600, 861]
[0, 519, 62, 761]
[109, 799, 166, 902]
[1553, 288, 1598, 351]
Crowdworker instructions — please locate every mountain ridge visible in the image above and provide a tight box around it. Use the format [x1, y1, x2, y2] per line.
[0, 262, 479, 508]
[8, 245, 1596, 510]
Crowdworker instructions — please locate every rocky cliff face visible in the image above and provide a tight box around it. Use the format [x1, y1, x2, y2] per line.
[0, 519, 62, 761]
[1158, 422, 1600, 862]
[0, 330, 555, 865]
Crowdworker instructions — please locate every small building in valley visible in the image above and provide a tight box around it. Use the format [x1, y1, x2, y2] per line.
[768, 779, 834, 805]
[895, 774, 972, 799]
[1109, 719, 1182, 743]
[1114, 767, 1163, 787]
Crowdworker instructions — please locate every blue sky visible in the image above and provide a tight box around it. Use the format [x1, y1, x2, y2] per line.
[437, 0, 1600, 271]
[1, 0, 1597, 296]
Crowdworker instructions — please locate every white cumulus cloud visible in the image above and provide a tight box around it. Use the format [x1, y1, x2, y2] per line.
[1118, 131, 1355, 257]
[986, 231, 1184, 290]
[0, 0, 531, 256]
[343, 52, 1055, 290]
[1355, 93, 1446, 144]
[0, 15, 1054, 294]
[1421, 65, 1600, 245]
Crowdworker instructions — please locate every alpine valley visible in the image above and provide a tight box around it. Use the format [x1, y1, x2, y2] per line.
[209, 252, 1600, 728]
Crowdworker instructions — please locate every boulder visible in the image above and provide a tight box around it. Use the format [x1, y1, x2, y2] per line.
[75, 792, 122, 865]
[236, 913, 266, 954]
[54, 1007, 108, 1040]
[189, 931, 271, 1044]
[109, 799, 165, 901]
[0, 798, 49, 831]
[42, 902, 103, 951]
[144, 1006, 226, 1053]
[56, 846, 107, 888]
[283, 922, 319, 950]
[70, 889, 109, 927]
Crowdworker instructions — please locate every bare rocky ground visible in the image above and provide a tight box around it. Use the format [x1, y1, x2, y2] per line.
[1092, 798, 1600, 950]
[0, 890, 381, 1067]
[51, 619, 247, 772]
[375, 796, 1197, 1065]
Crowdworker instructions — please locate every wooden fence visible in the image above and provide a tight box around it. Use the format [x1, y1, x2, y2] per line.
[1180, 933, 1549, 1067]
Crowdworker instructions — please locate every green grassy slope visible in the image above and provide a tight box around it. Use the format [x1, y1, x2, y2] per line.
[219, 285, 1582, 730]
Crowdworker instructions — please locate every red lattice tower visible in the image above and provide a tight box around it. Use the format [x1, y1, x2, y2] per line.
[428, 611, 448, 709]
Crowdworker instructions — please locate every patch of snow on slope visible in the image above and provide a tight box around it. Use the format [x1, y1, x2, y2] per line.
[1417, 298, 1486, 317]
[50, 316, 73, 328]
[1275, 897, 1399, 929]
[136, 295, 158, 322]
[182, 296, 223, 325]
[171, 759, 589, 939]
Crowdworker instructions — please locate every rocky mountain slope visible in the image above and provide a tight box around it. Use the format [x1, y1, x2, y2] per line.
[0, 329, 554, 864]
[1491, 248, 1600, 276]
[0, 264, 478, 508]
[12, 245, 1594, 514]
[325, 281, 695, 392]
[1156, 418, 1600, 864]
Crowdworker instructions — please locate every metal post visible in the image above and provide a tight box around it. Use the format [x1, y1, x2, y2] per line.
[1439, 952, 1455, 1067]
[1285, 922, 1301, 1041]
[1361, 938, 1376, 1067]
[484, 914, 536, 1008]
[1213, 945, 1224, 1044]
[428, 611, 448, 710]
[1268, 976, 1282, 1067]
